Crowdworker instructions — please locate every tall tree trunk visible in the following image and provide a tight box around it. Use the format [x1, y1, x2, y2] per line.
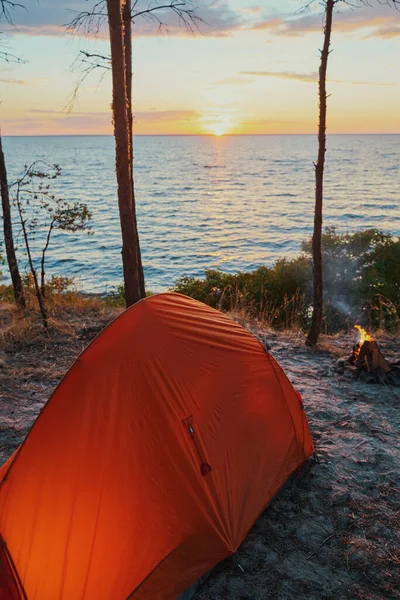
[123, 0, 145, 298]
[0, 133, 26, 309]
[306, 0, 334, 347]
[107, 0, 144, 307]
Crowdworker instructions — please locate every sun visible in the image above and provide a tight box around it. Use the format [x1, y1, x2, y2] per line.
[206, 115, 233, 136]
[209, 122, 227, 136]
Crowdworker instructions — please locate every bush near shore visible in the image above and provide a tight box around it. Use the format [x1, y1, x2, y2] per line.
[173, 228, 400, 333]
[0, 228, 399, 335]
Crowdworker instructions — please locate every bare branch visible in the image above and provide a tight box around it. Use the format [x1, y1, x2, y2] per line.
[0, 1, 29, 62]
[66, 0, 203, 38]
[75, 49, 111, 71]
[65, 1, 107, 37]
[0, 31, 27, 62]
[0, 48, 26, 62]
[66, 49, 111, 113]
[0, 0, 26, 25]
[301, 0, 400, 8]
[382, 0, 400, 10]
[131, 1, 203, 34]
[66, 0, 202, 106]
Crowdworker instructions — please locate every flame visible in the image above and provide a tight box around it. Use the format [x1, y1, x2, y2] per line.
[354, 325, 374, 361]
[354, 325, 374, 345]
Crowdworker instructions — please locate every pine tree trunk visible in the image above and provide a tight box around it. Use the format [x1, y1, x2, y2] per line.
[107, 0, 144, 307]
[123, 0, 145, 298]
[306, 0, 334, 347]
[0, 133, 26, 309]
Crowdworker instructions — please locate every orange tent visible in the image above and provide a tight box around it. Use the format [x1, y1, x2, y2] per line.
[0, 293, 314, 600]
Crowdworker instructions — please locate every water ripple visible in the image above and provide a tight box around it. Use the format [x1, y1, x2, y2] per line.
[2, 134, 399, 292]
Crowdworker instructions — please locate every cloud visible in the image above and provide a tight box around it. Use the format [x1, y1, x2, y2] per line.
[0, 77, 26, 84]
[362, 24, 400, 39]
[6, 24, 66, 37]
[238, 70, 397, 86]
[240, 70, 318, 83]
[2, 107, 204, 135]
[26, 107, 200, 124]
[1, 0, 247, 39]
[238, 6, 264, 16]
[3, 1, 400, 41]
[251, 5, 400, 39]
[250, 17, 285, 32]
[193, 1, 245, 37]
[27, 108, 107, 116]
[0, 77, 48, 87]
[347, 80, 396, 86]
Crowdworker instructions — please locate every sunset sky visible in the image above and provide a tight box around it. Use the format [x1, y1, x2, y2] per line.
[1, 0, 400, 135]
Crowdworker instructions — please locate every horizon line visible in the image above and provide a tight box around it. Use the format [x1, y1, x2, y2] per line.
[3, 132, 400, 138]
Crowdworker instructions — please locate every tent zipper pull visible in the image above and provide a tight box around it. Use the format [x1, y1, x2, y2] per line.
[182, 417, 212, 477]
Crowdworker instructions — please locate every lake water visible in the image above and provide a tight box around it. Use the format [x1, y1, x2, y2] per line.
[2, 135, 400, 293]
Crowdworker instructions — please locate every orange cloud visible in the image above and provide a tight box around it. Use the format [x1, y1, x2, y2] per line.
[250, 7, 400, 39]
[250, 17, 283, 31]
[239, 71, 397, 87]
[0, 77, 26, 84]
[2, 108, 205, 136]
[240, 70, 318, 83]
[363, 24, 400, 39]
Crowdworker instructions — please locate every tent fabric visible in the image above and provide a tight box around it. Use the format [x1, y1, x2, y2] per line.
[0, 540, 25, 600]
[0, 292, 314, 600]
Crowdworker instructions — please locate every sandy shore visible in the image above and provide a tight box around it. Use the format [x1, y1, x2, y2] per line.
[1, 311, 399, 599]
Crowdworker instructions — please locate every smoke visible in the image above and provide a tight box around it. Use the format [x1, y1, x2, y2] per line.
[329, 297, 356, 318]
[319, 241, 365, 329]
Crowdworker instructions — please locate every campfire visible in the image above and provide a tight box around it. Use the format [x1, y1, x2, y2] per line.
[336, 325, 400, 385]
[351, 325, 391, 375]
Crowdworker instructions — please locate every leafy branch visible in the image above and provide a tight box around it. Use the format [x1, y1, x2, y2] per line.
[11, 161, 93, 328]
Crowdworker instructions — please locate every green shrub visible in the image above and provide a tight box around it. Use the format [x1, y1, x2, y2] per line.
[173, 228, 400, 333]
[103, 285, 153, 307]
[173, 258, 311, 330]
[302, 227, 400, 331]
[104, 283, 126, 307]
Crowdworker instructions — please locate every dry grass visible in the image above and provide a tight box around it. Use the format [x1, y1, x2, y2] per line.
[214, 286, 306, 331]
[0, 294, 120, 465]
[0, 288, 117, 347]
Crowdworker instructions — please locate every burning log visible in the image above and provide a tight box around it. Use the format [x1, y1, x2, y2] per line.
[348, 325, 400, 386]
[334, 326, 399, 385]
[351, 326, 391, 374]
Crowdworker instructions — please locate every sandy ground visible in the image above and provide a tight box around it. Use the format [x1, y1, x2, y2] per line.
[0, 311, 399, 600]
[195, 324, 400, 600]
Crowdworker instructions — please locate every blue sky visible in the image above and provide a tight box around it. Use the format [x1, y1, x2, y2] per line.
[1, 0, 400, 134]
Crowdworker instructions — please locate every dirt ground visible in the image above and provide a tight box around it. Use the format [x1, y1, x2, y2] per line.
[194, 323, 400, 600]
[0, 309, 399, 600]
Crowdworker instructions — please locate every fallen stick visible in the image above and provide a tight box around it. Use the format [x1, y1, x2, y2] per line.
[307, 533, 335, 560]
[353, 440, 366, 449]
